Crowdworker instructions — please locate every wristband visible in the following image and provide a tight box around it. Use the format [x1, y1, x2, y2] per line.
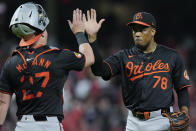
[75, 32, 88, 45]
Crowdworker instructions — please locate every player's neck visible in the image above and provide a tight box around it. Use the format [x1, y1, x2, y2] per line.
[32, 31, 48, 48]
[143, 40, 157, 54]
[32, 38, 47, 48]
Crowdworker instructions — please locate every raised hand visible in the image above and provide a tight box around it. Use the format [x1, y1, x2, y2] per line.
[68, 8, 85, 35]
[83, 9, 105, 42]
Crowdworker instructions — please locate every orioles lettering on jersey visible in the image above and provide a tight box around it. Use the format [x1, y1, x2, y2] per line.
[125, 58, 170, 82]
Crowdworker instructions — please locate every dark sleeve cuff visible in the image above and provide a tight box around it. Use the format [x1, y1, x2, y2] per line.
[90, 40, 104, 75]
[176, 88, 190, 109]
[75, 32, 89, 45]
[175, 85, 192, 90]
[90, 41, 112, 79]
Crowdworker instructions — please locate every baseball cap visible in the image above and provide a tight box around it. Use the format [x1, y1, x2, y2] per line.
[127, 12, 156, 28]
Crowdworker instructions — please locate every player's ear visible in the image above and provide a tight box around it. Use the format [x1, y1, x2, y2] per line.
[151, 28, 156, 36]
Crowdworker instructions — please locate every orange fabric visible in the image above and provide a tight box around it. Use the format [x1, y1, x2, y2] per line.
[144, 112, 150, 119]
[125, 60, 170, 80]
[127, 21, 150, 27]
[35, 72, 49, 88]
[153, 76, 161, 88]
[177, 85, 192, 90]
[19, 34, 42, 47]
[128, 55, 135, 58]
[13, 50, 27, 65]
[20, 75, 25, 83]
[36, 91, 43, 98]
[32, 49, 59, 66]
[39, 58, 45, 66]
[29, 76, 34, 85]
[130, 70, 170, 82]
[104, 60, 113, 76]
[28, 51, 34, 55]
[22, 89, 34, 100]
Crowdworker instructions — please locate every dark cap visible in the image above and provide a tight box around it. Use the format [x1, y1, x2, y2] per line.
[127, 12, 156, 28]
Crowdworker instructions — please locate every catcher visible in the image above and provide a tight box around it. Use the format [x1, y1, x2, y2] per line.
[0, 2, 94, 131]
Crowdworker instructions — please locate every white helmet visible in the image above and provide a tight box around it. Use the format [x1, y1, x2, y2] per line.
[9, 2, 49, 38]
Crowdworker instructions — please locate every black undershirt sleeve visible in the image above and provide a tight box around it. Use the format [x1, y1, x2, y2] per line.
[176, 88, 190, 109]
[90, 41, 112, 80]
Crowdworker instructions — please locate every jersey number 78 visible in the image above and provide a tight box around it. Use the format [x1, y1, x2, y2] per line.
[153, 76, 168, 90]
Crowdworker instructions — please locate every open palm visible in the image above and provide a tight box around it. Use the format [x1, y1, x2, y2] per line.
[83, 9, 105, 36]
[68, 9, 85, 35]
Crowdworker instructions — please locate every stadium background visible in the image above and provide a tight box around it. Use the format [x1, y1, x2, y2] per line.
[0, 0, 195, 130]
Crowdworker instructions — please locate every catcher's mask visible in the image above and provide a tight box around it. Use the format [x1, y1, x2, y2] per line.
[9, 2, 49, 39]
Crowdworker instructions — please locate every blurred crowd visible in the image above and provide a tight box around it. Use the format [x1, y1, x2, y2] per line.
[0, 0, 196, 131]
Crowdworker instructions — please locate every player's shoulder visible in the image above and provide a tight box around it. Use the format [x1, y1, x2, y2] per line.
[112, 47, 138, 57]
[111, 49, 128, 57]
[9, 45, 61, 60]
[42, 46, 69, 54]
[1, 54, 18, 70]
[158, 44, 180, 56]
[56, 47, 84, 59]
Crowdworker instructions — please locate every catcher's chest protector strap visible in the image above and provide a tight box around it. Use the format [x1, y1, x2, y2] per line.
[11, 46, 60, 67]
[11, 46, 60, 76]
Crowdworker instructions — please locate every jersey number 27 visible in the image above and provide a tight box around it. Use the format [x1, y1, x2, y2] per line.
[20, 72, 49, 101]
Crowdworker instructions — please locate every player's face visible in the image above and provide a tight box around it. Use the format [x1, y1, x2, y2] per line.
[132, 24, 155, 50]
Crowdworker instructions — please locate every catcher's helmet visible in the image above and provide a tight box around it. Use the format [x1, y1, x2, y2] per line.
[9, 2, 49, 38]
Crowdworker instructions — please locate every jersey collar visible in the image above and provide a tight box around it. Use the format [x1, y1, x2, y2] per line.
[132, 44, 159, 55]
[19, 34, 42, 47]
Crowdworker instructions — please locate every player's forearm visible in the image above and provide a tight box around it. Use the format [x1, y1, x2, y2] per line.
[0, 93, 11, 125]
[90, 41, 104, 75]
[88, 34, 107, 76]
[176, 88, 190, 113]
[79, 43, 95, 67]
[90, 40, 112, 80]
[0, 102, 8, 125]
[75, 32, 95, 67]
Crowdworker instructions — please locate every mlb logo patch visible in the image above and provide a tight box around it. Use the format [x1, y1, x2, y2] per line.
[184, 70, 189, 80]
[74, 52, 82, 58]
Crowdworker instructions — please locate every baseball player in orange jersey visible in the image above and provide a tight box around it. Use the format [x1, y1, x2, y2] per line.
[83, 9, 191, 131]
[0, 2, 94, 131]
